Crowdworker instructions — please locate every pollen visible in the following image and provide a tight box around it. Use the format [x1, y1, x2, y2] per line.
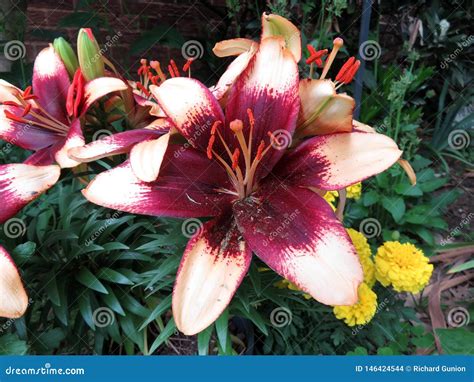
[231, 148, 240, 170]
[206, 135, 216, 159]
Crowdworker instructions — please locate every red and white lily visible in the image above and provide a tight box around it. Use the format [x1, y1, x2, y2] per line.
[0, 245, 28, 318]
[82, 17, 404, 335]
[0, 46, 127, 223]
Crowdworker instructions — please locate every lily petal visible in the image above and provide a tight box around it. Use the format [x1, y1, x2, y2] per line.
[150, 78, 224, 151]
[225, 36, 299, 178]
[233, 181, 363, 305]
[0, 80, 22, 103]
[210, 42, 258, 103]
[0, 246, 28, 319]
[0, 105, 62, 151]
[68, 129, 164, 163]
[53, 119, 85, 168]
[81, 77, 128, 116]
[173, 212, 251, 335]
[0, 163, 60, 223]
[33, 46, 70, 123]
[130, 132, 170, 182]
[275, 132, 402, 190]
[212, 38, 257, 57]
[83, 147, 233, 218]
[261, 13, 301, 62]
[297, 79, 354, 137]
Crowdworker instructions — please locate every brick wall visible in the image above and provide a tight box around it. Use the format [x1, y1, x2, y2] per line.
[23, 0, 229, 76]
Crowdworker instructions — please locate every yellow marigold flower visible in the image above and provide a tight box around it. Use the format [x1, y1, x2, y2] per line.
[347, 228, 376, 288]
[333, 282, 377, 326]
[374, 241, 433, 293]
[323, 191, 337, 211]
[346, 182, 362, 199]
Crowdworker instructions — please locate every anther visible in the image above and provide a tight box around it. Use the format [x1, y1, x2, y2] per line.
[206, 135, 216, 159]
[211, 120, 221, 135]
[183, 59, 193, 72]
[231, 148, 240, 170]
[21, 103, 31, 117]
[335, 57, 355, 82]
[247, 109, 255, 128]
[256, 140, 265, 161]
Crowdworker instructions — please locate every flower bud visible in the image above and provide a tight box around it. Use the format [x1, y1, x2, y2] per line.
[53, 37, 79, 78]
[77, 28, 105, 81]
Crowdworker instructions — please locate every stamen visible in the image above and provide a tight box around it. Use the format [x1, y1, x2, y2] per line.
[22, 86, 32, 98]
[320, 37, 344, 80]
[150, 61, 166, 82]
[136, 82, 150, 97]
[2, 101, 21, 107]
[256, 140, 265, 161]
[4, 110, 27, 123]
[335, 57, 355, 82]
[340, 60, 360, 84]
[206, 135, 216, 159]
[183, 58, 193, 72]
[247, 108, 255, 129]
[211, 120, 221, 135]
[21, 103, 31, 117]
[231, 148, 240, 170]
[170, 59, 180, 77]
[22, 94, 38, 101]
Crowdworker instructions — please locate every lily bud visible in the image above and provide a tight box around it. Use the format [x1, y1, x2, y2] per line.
[53, 37, 79, 78]
[77, 28, 105, 81]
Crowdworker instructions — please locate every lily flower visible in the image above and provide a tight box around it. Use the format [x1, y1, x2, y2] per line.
[0, 245, 28, 318]
[82, 32, 403, 335]
[0, 46, 127, 223]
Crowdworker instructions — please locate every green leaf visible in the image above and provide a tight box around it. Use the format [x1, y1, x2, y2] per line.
[382, 196, 406, 222]
[361, 190, 379, 206]
[139, 295, 172, 330]
[377, 347, 394, 355]
[149, 319, 176, 354]
[76, 268, 109, 294]
[78, 292, 95, 330]
[448, 259, 474, 273]
[419, 178, 448, 192]
[215, 309, 229, 351]
[435, 328, 474, 355]
[44, 273, 61, 306]
[98, 268, 134, 285]
[101, 287, 126, 316]
[197, 326, 213, 356]
[347, 346, 368, 355]
[394, 182, 423, 196]
[0, 334, 28, 355]
[12, 242, 36, 261]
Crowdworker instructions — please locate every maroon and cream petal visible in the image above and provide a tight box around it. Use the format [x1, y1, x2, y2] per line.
[130, 132, 170, 182]
[212, 38, 257, 57]
[83, 146, 233, 218]
[80, 77, 128, 116]
[53, 119, 85, 168]
[233, 181, 363, 306]
[68, 129, 164, 163]
[224, 36, 299, 179]
[173, 212, 251, 335]
[210, 43, 258, 103]
[0, 245, 28, 319]
[32, 46, 70, 124]
[0, 163, 61, 223]
[261, 13, 301, 62]
[24, 147, 55, 166]
[296, 79, 354, 137]
[0, 80, 22, 103]
[274, 132, 402, 190]
[0, 105, 62, 151]
[150, 78, 224, 151]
